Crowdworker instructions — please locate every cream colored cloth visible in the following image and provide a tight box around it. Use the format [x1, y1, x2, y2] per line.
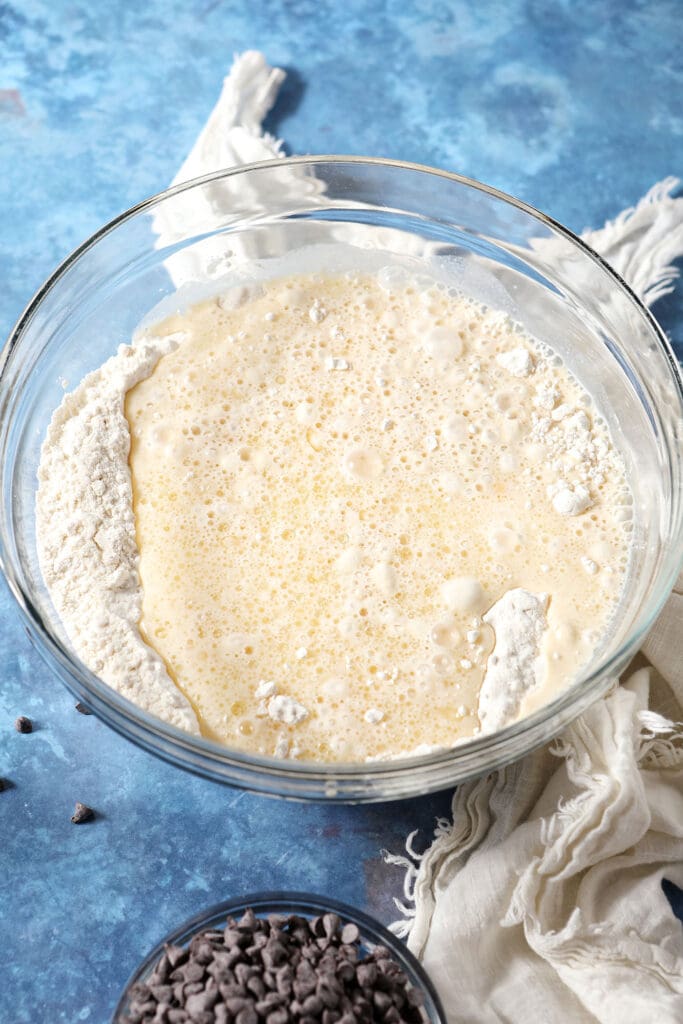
[165, 51, 683, 1024]
[393, 654, 683, 1024]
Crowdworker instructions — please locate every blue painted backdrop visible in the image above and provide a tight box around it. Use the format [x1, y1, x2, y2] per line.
[1, 2, 682, 1021]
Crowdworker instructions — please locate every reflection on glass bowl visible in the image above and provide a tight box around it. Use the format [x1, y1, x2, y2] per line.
[0, 157, 682, 801]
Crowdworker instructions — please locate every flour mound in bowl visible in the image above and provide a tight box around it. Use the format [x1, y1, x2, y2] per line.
[36, 334, 200, 734]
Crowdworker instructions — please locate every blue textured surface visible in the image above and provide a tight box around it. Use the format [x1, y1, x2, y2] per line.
[1, 2, 682, 1021]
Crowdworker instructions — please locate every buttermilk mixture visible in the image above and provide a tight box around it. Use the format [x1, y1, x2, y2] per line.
[37, 270, 632, 762]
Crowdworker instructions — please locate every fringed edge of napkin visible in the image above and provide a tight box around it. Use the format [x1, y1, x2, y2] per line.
[582, 176, 683, 306]
[386, 668, 683, 968]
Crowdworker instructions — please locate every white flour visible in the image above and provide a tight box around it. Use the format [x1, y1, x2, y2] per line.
[478, 589, 549, 733]
[36, 335, 200, 734]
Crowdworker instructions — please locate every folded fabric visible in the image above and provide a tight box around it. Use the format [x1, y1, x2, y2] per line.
[393, 657, 683, 1023]
[163, 51, 683, 1024]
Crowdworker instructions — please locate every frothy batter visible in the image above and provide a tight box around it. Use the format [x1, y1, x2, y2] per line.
[125, 272, 631, 762]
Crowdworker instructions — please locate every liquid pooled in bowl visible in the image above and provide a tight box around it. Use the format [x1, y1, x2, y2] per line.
[122, 271, 632, 761]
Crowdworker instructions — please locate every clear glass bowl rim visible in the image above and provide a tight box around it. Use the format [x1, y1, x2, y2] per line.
[110, 890, 447, 1024]
[1, 155, 682, 800]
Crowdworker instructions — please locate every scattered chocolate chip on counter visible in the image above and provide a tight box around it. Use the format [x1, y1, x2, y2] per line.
[14, 715, 33, 733]
[71, 802, 95, 824]
[0, 777, 10, 792]
[123, 909, 428, 1024]
[75, 701, 93, 715]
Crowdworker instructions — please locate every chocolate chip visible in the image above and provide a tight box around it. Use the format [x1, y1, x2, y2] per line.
[321, 914, 340, 939]
[130, 997, 156, 1016]
[149, 985, 173, 1003]
[275, 965, 293, 997]
[224, 982, 249, 999]
[224, 997, 251, 1014]
[266, 1011, 288, 1024]
[267, 913, 289, 929]
[129, 983, 152, 1003]
[390, 987, 407, 1009]
[167, 1011, 188, 1023]
[336, 960, 355, 984]
[356, 963, 377, 989]
[316, 954, 337, 975]
[183, 961, 206, 983]
[302, 994, 325, 1016]
[262, 940, 288, 970]
[75, 701, 92, 715]
[246, 975, 265, 1000]
[246, 932, 268, 956]
[225, 928, 251, 950]
[185, 991, 218, 1015]
[340, 923, 359, 945]
[208, 969, 231, 987]
[151, 955, 171, 984]
[122, 906, 430, 1024]
[165, 945, 188, 968]
[15, 716, 32, 733]
[301, 943, 322, 962]
[406, 987, 425, 1008]
[295, 960, 316, 990]
[373, 992, 393, 1014]
[316, 975, 343, 1010]
[190, 935, 214, 956]
[210, 951, 235, 971]
[351, 994, 372, 1019]
[70, 802, 94, 824]
[235, 1005, 258, 1024]
[234, 964, 256, 987]
[237, 908, 257, 931]
[255, 994, 284, 1013]
[0, 777, 11, 792]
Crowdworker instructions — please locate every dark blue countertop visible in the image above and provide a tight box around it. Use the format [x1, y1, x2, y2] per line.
[1, 3, 682, 1021]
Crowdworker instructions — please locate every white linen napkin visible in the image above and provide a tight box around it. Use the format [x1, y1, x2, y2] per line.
[164, 51, 683, 1024]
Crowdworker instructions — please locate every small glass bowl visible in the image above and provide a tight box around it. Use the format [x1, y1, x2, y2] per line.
[1, 157, 682, 800]
[111, 891, 446, 1024]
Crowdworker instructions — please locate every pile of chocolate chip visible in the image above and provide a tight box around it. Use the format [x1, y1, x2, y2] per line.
[123, 907, 428, 1024]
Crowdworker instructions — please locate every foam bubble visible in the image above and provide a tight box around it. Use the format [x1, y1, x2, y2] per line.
[126, 271, 632, 761]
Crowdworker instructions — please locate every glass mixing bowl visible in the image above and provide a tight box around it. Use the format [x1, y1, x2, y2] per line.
[111, 891, 446, 1024]
[0, 157, 681, 801]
